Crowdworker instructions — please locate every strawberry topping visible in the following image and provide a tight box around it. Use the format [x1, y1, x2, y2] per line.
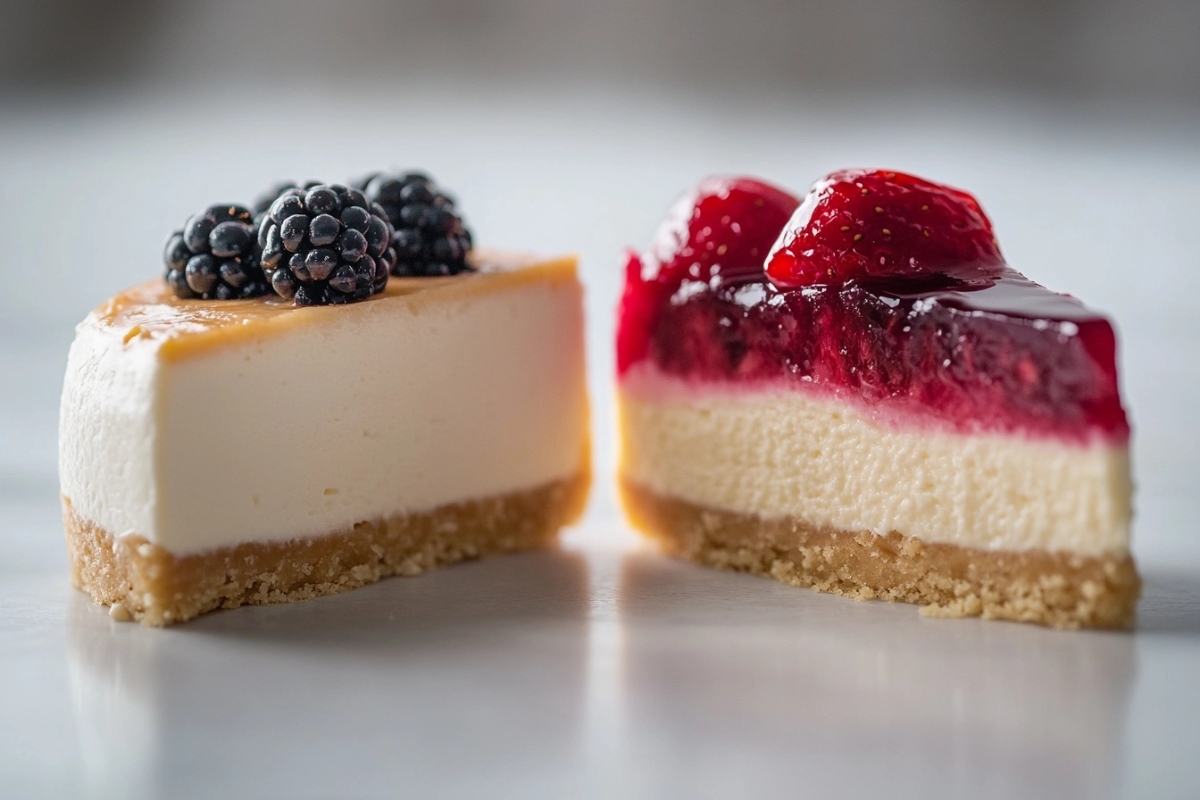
[617, 176, 797, 373]
[765, 169, 1003, 288]
[617, 169, 1128, 442]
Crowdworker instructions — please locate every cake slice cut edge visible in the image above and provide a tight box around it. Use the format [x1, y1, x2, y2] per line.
[615, 171, 1139, 629]
[620, 479, 1138, 630]
[617, 372, 1138, 629]
[60, 250, 592, 625]
[67, 461, 590, 627]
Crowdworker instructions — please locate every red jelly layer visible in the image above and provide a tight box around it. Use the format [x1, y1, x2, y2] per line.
[618, 262, 1129, 443]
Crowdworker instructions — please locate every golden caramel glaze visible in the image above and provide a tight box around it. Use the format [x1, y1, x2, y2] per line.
[91, 249, 577, 362]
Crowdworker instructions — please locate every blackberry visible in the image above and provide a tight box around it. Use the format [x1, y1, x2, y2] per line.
[358, 172, 474, 277]
[254, 182, 296, 218]
[163, 204, 269, 300]
[252, 180, 323, 218]
[258, 183, 396, 306]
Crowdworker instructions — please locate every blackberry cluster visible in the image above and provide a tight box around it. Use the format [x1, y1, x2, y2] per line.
[163, 204, 269, 300]
[258, 184, 396, 306]
[359, 172, 474, 277]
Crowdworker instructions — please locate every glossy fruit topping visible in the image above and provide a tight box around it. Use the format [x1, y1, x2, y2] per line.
[258, 184, 395, 306]
[636, 272, 1128, 441]
[163, 204, 269, 300]
[765, 169, 1004, 288]
[619, 171, 1129, 441]
[359, 171, 475, 278]
[617, 176, 798, 373]
[644, 176, 800, 286]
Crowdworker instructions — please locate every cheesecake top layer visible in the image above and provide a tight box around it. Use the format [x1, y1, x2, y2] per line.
[617, 174, 1129, 444]
[94, 249, 573, 362]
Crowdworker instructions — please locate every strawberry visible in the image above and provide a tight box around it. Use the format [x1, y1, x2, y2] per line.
[765, 169, 1003, 288]
[618, 176, 797, 373]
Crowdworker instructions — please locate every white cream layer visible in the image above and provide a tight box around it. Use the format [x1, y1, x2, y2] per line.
[619, 369, 1131, 556]
[60, 272, 588, 554]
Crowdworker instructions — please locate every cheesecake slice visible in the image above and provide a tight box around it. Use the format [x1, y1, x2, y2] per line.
[617, 172, 1137, 628]
[61, 250, 590, 625]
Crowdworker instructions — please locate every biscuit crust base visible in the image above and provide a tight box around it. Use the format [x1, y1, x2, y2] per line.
[620, 477, 1139, 629]
[66, 468, 590, 627]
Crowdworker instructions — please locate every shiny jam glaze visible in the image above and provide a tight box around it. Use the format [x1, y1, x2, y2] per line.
[617, 175, 1129, 443]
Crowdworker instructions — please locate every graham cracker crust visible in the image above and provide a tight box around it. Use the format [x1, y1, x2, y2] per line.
[620, 477, 1139, 629]
[66, 469, 590, 626]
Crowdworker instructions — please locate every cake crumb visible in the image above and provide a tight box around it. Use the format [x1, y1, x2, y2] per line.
[621, 478, 1140, 630]
[63, 469, 589, 626]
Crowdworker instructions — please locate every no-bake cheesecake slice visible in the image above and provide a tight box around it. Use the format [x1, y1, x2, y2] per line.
[61, 176, 590, 625]
[617, 171, 1137, 628]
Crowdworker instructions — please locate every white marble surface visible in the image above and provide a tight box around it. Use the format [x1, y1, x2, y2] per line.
[1, 85, 1199, 798]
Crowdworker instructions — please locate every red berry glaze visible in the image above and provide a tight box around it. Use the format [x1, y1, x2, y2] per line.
[765, 169, 1004, 288]
[619, 171, 1129, 443]
[617, 176, 798, 373]
[639, 273, 1128, 442]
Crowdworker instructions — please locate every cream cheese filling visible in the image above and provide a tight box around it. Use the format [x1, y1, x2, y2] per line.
[60, 267, 588, 554]
[618, 369, 1131, 556]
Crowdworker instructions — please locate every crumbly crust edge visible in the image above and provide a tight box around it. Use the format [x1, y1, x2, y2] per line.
[620, 477, 1139, 629]
[65, 467, 590, 627]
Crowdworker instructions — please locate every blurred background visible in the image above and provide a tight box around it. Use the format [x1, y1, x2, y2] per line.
[3, 0, 1200, 99]
[2, 0, 1199, 559]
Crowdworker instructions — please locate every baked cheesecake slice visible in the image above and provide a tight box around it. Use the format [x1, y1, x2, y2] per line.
[61, 248, 590, 625]
[617, 171, 1137, 628]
